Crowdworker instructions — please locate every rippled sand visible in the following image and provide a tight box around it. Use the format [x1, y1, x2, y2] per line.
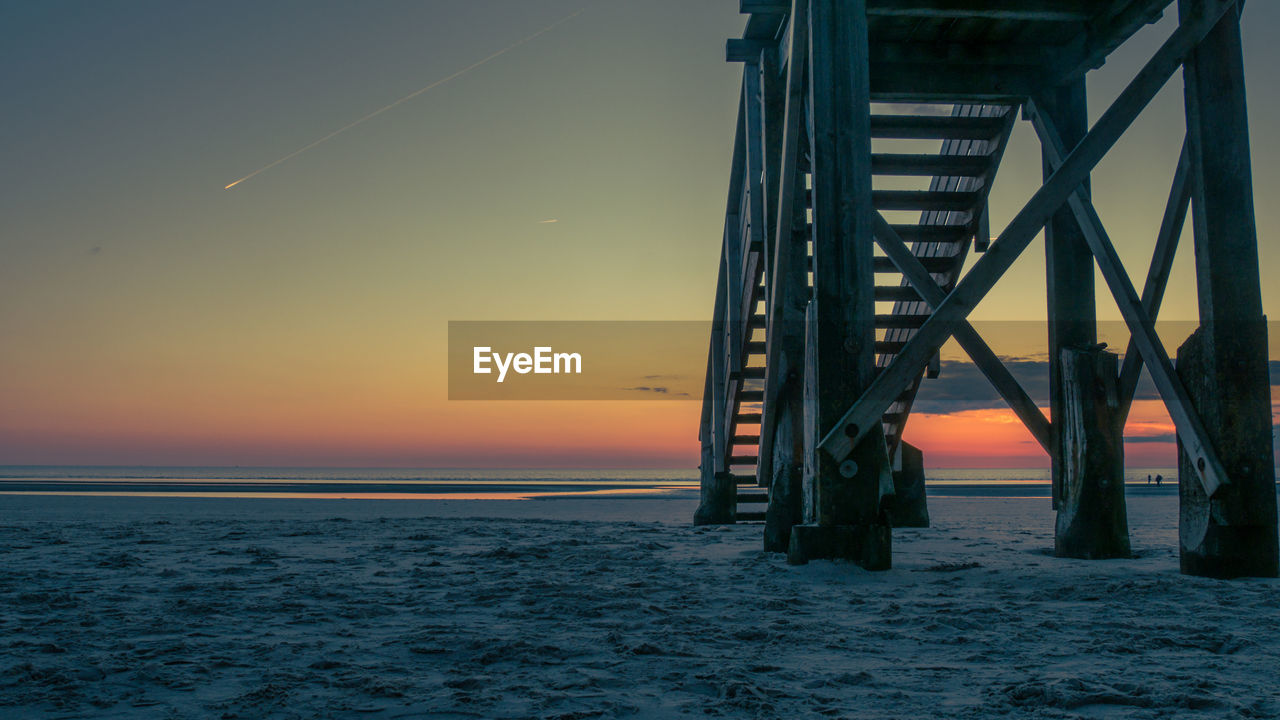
[1, 493, 1277, 718]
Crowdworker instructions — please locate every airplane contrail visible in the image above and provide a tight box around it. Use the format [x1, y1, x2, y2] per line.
[224, 5, 590, 190]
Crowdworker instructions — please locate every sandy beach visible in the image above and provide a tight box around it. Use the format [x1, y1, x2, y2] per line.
[2, 491, 1278, 719]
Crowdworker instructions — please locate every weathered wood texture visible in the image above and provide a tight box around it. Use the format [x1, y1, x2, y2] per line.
[1176, 329, 1278, 577]
[886, 441, 930, 528]
[787, 0, 892, 569]
[1054, 347, 1130, 559]
[763, 385, 804, 552]
[1174, 0, 1277, 577]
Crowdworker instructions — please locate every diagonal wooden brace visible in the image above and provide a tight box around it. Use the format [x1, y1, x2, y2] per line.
[817, 0, 1236, 466]
[1031, 107, 1229, 497]
[1117, 139, 1192, 420]
[871, 212, 1053, 455]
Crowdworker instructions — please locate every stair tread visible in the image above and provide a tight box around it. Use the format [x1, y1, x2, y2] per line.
[869, 114, 1005, 140]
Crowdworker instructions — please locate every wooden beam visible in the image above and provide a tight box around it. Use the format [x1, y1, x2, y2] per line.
[871, 41, 1054, 66]
[759, 0, 809, 490]
[866, 0, 1092, 21]
[869, 63, 1045, 100]
[1031, 104, 1229, 498]
[740, 0, 788, 14]
[1059, 0, 1173, 81]
[1117, 139, 1191, 420]
[752, 0, 1100, 18]
[869, 114, 1005, 140]
[816, 0, 1237, 466]
[724, 88, 747, 385]
[871, 213, 1053, 454]
[727, 38, 774, 63]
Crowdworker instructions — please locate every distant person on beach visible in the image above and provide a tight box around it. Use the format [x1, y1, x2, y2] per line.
[1147, 474, 1152, 485]
[1155, 474, 1163, 486]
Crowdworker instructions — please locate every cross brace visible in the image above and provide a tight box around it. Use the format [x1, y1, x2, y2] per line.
[1029, 105, 1227, 496]
[816, 0, 1238, 492]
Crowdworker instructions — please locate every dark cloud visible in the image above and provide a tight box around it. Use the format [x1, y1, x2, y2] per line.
[622, 386, 688, 397]
[911, 357, 1171, 414]
[911, 359, 1049, 414]
[1124, 433, 1177, 444]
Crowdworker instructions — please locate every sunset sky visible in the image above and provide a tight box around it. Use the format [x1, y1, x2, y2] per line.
[2, 1, 1278, 468]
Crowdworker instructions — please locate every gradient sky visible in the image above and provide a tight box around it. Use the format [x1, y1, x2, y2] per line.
[1, 1, 1277, 468]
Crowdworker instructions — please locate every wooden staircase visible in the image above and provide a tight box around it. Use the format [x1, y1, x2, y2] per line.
[719, 103, 1015, 523]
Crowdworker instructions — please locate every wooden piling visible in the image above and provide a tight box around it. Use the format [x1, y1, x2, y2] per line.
[786, 0, 892, 570]
[763, 383, 803, 552]
[1175, 0, 1278, 578]
[1054, 346, 1130, 559]
[1176, 329, 1278, 577]
[886, 441, 929, 529]
[1041, 80, 1097, 511]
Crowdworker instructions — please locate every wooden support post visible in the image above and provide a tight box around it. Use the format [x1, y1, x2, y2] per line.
[695, 100, 750, 527]
[1040, 80, 1105, 511]
[695, 266, 735, 526]
[763, 379, 804, 551]
[788, 0, 892, 569]
[762, 88, 811, 551]
[1054, 347, 1130, 558]
[1176, 0, 1277, 578]
[759, 0, 809, 496]
[725, 89, 747, 382]
[886, 441, 929, 528]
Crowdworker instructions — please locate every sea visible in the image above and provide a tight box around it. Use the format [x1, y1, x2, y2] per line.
[0, 466, 1186, 500]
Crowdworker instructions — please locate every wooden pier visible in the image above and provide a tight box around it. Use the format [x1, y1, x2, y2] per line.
[695, 0, 1277, 578]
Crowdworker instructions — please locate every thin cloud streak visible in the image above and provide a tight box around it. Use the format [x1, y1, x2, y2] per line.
[224, 4, 592, 190]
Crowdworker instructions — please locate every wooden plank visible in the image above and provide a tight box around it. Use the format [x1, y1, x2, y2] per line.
[869, 63, 1045, 100]
[872, 189, 981, 211]
[753, 0, 1098, 17]
[871, 40, 1054, 66]
[1117, 139, 1191, 420]
[866, 0, 1092, 20]
[875, 286, 923, 301]
[694, 243, 735, 526]
[872, 256, 956, 273]
[817, 0, 1235, 466]
[869, 114, 1005, 139]
[1060, 0, 1173, 81]
[740, 0, 789, 14]
[871, 153, 991, 176]
[727, 38, 774, 63]
[1031, 105, 1229, 497]
[724, 88, 748, 387]
[886, 224, 973, 243]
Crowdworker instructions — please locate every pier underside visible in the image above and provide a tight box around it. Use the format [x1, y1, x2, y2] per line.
[696, 0, 1277, 578]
